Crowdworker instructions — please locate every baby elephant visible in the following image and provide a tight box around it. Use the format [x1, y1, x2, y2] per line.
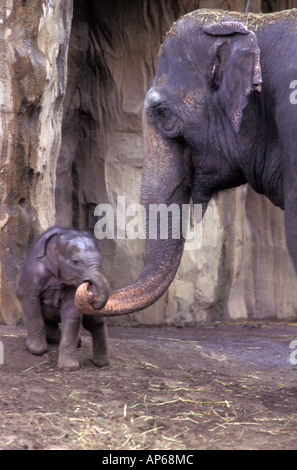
[17, 226, 110, 371]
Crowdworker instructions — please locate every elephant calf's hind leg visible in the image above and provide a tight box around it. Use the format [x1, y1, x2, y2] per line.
[44, 318, 61, 344]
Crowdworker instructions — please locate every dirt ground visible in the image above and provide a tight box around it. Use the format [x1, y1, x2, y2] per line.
[1, 321, 297, 450]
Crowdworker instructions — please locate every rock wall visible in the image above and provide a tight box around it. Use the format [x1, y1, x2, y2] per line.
[0, 0, 73, 324]
[1, 0, 297, 326]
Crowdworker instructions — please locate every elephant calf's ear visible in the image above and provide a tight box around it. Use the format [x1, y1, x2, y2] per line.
[37, 232, 59, 277]
[204, 21, 262, 133]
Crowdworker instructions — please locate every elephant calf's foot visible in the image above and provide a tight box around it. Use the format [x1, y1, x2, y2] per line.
[26, 337, 47, 356]
[57, 356, 80, 371]
[92, 355, 110, 368]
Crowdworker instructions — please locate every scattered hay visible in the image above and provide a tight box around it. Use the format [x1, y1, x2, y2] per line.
[1, 323, 297, 449]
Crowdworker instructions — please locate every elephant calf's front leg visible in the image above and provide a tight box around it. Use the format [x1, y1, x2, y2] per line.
[58, 295, 82, 371]
[22, 298, 47, 356]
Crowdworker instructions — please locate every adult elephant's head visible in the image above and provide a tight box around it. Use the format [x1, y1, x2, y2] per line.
[75, 11, 262, 317]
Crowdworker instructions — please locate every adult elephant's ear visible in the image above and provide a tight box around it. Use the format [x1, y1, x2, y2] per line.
[204, 21, 262, 133]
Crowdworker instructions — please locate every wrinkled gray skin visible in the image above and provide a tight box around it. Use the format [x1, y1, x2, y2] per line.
[78, 9, 297, 317]
[17, 226, 110, 370]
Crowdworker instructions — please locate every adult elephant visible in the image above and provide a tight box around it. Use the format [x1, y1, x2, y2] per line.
[75, 8, 297, 316]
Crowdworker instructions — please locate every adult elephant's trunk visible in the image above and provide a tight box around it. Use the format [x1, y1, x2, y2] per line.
[75, 117, 191, 316]
[76, 241, 185, 316]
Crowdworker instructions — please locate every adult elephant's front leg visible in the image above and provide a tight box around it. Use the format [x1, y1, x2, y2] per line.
[58, 289, 82, 371]
[82, 315, 110, 367]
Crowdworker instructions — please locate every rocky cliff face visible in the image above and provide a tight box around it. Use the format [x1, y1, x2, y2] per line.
[0, 0, 73, 324]
[1, 0, 297, 326]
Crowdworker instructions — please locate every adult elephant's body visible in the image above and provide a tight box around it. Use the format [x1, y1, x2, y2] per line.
[76, 9, 297, 316]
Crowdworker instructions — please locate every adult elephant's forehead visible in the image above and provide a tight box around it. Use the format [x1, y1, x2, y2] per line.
[158, 20, 212, 82]
[165, 9, 230, 40]
[174, 8, 241, 29]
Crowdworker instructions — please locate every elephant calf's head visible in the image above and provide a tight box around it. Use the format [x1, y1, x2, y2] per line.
[37, 227, 110, 311]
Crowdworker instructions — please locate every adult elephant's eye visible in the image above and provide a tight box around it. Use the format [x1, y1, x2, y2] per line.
[157, 108, 178, 133]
